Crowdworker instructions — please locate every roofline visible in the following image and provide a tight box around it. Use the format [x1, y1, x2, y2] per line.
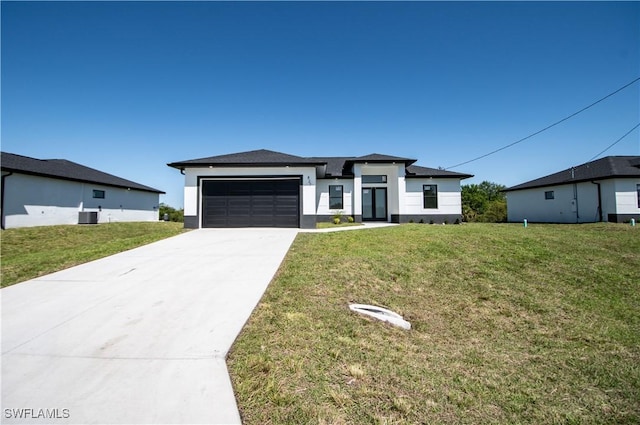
[167, 160, 326, 169]
[503, 175, 628, 192]
[0, 166, 165, 194]
[346, 158, 417, 166]
[405, 173, 474, 180]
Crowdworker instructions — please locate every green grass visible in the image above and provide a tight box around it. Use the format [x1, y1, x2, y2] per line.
[1, 222, 186, 287]
[228, 223, 640, 424]
[316, 222, 363, 229]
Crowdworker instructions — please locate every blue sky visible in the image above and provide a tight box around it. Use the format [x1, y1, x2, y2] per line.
[2, 1, 639, 208]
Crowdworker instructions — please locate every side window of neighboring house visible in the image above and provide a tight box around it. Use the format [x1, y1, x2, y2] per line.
[637, 184, 640, 208]
[329, 185, 343, 209]
[93, 190, 105, 199]
[545, 191, 554, 200]
[423, 185, 438, 209]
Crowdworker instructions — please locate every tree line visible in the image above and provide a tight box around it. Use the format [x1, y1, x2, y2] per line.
[159, 203, 184, 222]
[461, 181, 507, 223]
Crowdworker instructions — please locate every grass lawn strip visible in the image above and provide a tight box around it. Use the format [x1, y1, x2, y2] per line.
[228, 223, 640, 424]
[1, 222, 185, 287]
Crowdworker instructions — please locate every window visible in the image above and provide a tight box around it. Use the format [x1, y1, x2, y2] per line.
[93, 190, 105, 199]
[545, 191, 554, 200]
[423, 185, 438, 209]
[637, 184, 640, 208]
[362, 175, 387, 184]
[329, 185, 343, 209]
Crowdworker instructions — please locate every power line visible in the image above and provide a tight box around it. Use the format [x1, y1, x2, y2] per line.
[445, 76, 640, 170]
[587, 122, 640, 162]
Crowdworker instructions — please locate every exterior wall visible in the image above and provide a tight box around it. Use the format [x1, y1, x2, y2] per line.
[607, 178, 640, 222]
[179, 163, 467, 227]
[507, 181, 600, 223]
[316, 178, 355, 218]
[612, 178, 640, 214]
[182, 166, 318, 228]
[315, 168, 465, 224]
[390, 178, 464, 223]
[353, 163, 405, 221]
[598, 180, 617, 220]
[2, 173, 160, 229]
[403, 178, 463, 218]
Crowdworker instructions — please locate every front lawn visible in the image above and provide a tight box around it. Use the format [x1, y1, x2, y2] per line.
[316, 222, 363, 229]
[1, 222, 185, 287]
[228, 223, 640, 424]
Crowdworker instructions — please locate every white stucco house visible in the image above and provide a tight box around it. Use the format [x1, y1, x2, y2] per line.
[1, 152, 164, 229]
[168, 149, 472, 229]
[504, 156, 640, 223]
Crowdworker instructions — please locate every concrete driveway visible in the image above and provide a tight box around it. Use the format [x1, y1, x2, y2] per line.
[1, 228, 298, 424]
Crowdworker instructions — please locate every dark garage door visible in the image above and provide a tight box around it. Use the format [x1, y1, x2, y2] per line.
[202, 179, 300, 228]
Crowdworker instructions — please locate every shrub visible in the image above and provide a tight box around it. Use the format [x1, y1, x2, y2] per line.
[333, 217, 341, 225]
[158, 203, 184, 223]
[347, 216, 355, 223]
[332, 210, 344, 223]
[478, 200, 507, 223]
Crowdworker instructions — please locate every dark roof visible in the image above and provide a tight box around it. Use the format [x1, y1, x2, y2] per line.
[168, 149, 326, 168]
[1, 152, 164, 193]
[349, 153, 417, 165]
[169, 149, 472, 179]
[405, 165, 473, 179]
[504, 156, 640, 192]
[308, 157, 355, 177]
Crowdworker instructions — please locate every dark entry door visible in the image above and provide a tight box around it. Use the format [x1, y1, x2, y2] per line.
[362, 187, 387, 221]
[202, 179, 299, 228]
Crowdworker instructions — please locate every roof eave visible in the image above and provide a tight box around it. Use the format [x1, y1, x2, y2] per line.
[1, 167, 164, 194]
[405, 173, 474, 180]
[347, 159, 417, 166]
[167, 161, 326, 169]
[503, 174, 637, 192]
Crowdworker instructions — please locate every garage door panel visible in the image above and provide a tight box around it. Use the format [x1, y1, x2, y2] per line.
[202, 179, 299, 228]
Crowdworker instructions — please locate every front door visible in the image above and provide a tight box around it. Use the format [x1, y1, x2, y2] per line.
[362, 187, 387, 221]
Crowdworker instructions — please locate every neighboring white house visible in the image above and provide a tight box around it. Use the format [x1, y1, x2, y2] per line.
[504, 156, 640, 223]
[1, 152, 164, 229]
[168, 149, 472, 229]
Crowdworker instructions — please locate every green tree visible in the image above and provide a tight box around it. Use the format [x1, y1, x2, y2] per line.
[159, 203, 184, 223]
[478, 200, 507, 223]
[461, 181, 507, 222]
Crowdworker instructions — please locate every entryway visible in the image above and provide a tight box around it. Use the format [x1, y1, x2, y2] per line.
[362, 187, 387, 221]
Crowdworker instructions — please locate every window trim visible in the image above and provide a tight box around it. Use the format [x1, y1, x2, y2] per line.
[423, 184, 438, 209]
[329, 185, 344, 209]
[93, 189, 106, 199]
[545, 191, 554, 200]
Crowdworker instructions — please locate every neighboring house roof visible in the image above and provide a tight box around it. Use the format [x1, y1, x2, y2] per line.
[167, 149, 326, 168]
[170, 149, 473, 179]
[1, 152, 164, 193]
[504, 156, 640, 192]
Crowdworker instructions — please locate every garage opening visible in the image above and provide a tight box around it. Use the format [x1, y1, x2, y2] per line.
[201, 179, 300, 228]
